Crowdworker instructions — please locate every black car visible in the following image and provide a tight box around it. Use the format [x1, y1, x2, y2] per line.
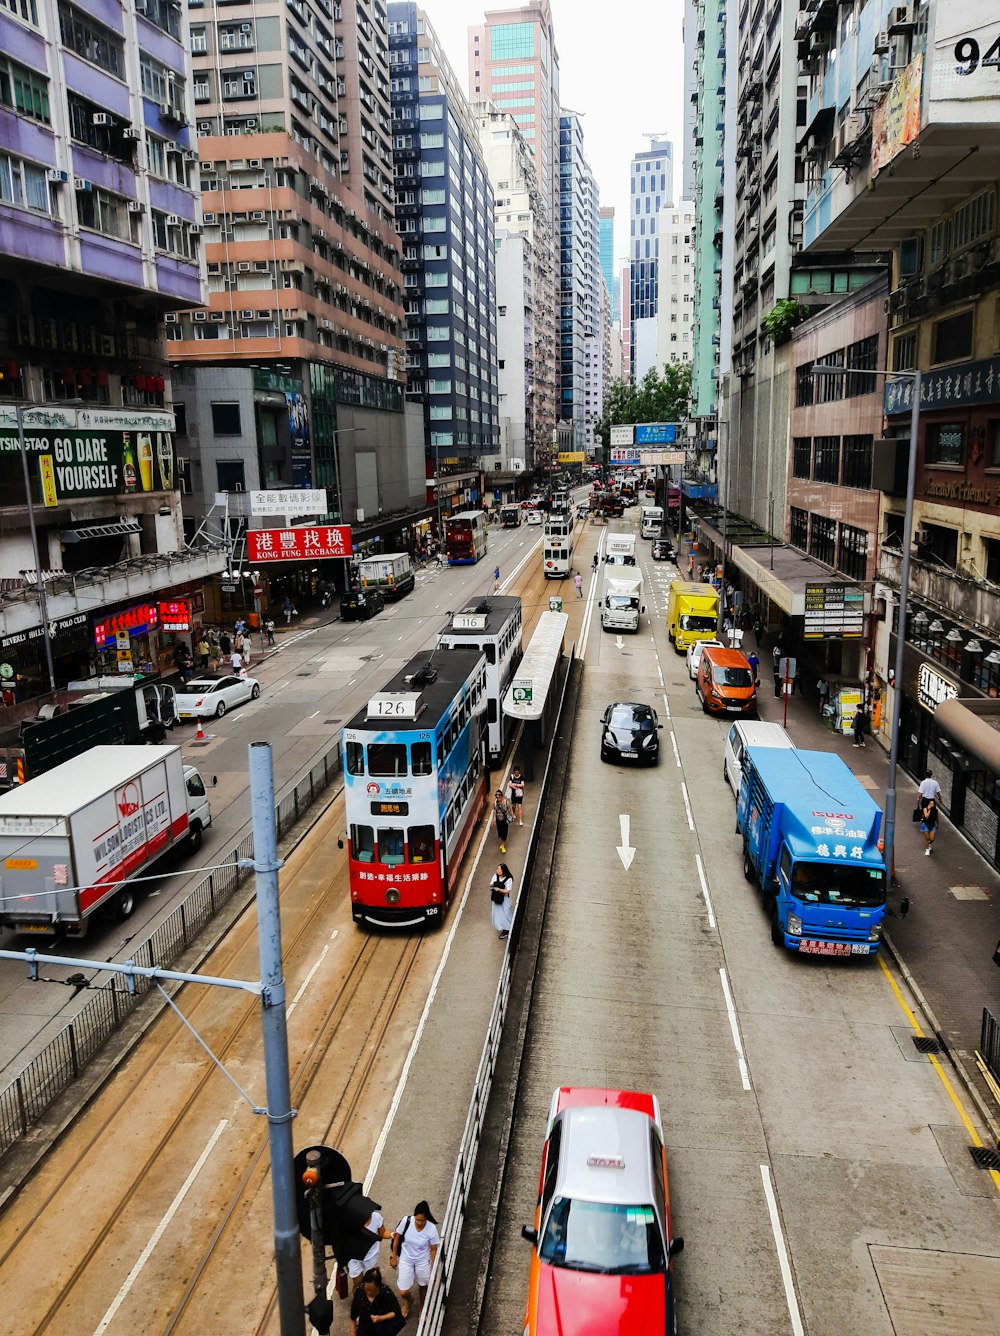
[341, 588, 384, 621]
[651, 538, 676, 562]
[599, 701, 662, 764]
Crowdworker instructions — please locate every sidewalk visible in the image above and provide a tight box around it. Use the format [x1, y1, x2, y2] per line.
[754, 657, 1000, 1127]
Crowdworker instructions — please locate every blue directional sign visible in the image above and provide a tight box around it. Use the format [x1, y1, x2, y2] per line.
[635, 423, 677, 444]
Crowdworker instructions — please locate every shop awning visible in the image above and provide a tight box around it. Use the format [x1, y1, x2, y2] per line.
[60, 520, 142, 543]
[934, 698, 1000, 774]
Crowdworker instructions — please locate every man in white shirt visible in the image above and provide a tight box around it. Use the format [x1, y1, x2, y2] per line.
[347, 1209, 391, 1292]
[918, 770, 942, 804]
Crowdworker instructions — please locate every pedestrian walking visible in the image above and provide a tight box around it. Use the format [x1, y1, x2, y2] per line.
[493, 564, 501, 592]
[196, 635, 210, 672]
[219, 630, 231, 658]
[772, 644, 783, 700]
[436, 548, 444, 568]
[208, 635, 220, 672]
[493, 787, 513, 854]
[230, 649, 243, 675]
[234, 617, 246, 638]
[390, 1202, 440, 1320]
[347, 1210, 393, 1294]
[241, 636, 251, 668]
[747, 650, 759, 686]
[265, 617, 275, 647]
[349, 1268, 405, 1336]
[283, 595, 295, 625]
[574, 570, 583, 598]
[752, 610, 764, 645]
[233, 631, 245, 660]
[817, 677, 830, 717]
[852, 704, 867, 748]
[920, 796, 938, 855]
[489, 861, 514, 939]
[509, 765, 525, 825]
[918, 769, 942, 805]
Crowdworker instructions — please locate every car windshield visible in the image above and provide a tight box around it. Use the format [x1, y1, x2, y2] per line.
[713, 666, 753, 688]
[176, 682, 215, 695]
[681, 614, 717, 631]
[607, 595, 638, 610]
[791, 861, 885, 907]
[539, 1197, 665, 1274]
[609, 707, 653, 732]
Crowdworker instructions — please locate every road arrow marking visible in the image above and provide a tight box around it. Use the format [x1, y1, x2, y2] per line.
[615, 635, 624, 651]
[616, 813, 636, 871]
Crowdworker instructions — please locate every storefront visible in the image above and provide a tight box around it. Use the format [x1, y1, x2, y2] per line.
[91, 593, 202, 678]
[0, 612, 92, 703]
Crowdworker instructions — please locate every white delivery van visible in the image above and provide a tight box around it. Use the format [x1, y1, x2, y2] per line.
[723, 720, 794, 796]
[640, 505, 664, 538]
[604, 532, 636, 565]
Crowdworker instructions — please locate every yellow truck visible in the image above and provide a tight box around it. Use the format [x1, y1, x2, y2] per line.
[666, 581, 720, 654]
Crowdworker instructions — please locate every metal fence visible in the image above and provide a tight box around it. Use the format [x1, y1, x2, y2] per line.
[0, 741, 341, 1161]
[979, 1008, 1000, 1098]
[417, 644, 576, 1335]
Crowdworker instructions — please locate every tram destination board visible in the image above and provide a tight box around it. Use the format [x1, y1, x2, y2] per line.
[371, 800, 409, 816]
[803, 582, 865, 639]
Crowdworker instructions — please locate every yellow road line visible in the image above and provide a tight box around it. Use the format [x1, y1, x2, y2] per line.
[878, 955, 1000, 1193]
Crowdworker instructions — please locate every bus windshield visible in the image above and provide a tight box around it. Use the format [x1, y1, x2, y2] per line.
[791, 862, 885, 907]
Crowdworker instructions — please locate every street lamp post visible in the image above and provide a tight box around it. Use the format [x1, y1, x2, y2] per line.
[14, 404, 57, 694]
[812, 363, 921, 883]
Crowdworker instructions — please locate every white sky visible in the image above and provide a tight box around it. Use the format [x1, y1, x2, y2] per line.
[415, 0, 688, 267]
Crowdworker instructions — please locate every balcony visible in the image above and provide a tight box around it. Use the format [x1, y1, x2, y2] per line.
[0, 546, 230, 640]
[879, 547, 1000, 640]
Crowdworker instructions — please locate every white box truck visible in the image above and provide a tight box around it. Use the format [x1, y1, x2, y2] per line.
[640, 505, 664, 538]
[356, 553, 415, 600]
[604, 533, 636, 565]
[601, 569, 645, 632]
[0, 745, 213, 936]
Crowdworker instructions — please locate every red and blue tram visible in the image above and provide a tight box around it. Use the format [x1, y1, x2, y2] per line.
[341, 646, 488, 928]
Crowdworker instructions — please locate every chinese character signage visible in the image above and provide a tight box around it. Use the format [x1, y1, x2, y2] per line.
[247, 526, 353, 562]
[803, 583, 866, 640]
[609, 448, 640, 463]
[557, 451, 585, 463]
[93, 602, 160, 648]
[917, 663, 958, 713]
[635, 423, 677, 444]
[610, 425, 634, 446]
[250, 489, 328, 516]
[872, 54, 923, 176]
[885, 354, 1000, 415]
[158, 600, 191, 632]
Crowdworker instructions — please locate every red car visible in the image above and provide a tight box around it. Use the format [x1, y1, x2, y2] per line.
[522, 1087, 684, 1335]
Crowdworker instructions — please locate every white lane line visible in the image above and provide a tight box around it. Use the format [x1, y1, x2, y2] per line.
[91, 1119, 229, 1335]
[680, 781, 695, 831]
[670, 732, 681, 768]
[286, 940, 333, 1018]
[760, 1164, 805, 1336]
[364, 756, 516, 1192]
[719, 967, 752, 1092]
[695, 853, 716, 928]
[661, 693, 671, 719]
[347, 677, 356, 687]
[656, 665, 664, 688]
[308, 710, 320, 719]
[578, 527, 607, 661]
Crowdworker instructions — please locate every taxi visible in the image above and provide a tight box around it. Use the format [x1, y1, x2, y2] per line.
[521, 1087, 683, 1336]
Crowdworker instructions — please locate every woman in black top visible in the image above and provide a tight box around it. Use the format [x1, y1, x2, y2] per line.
[349, 1268, 405, 1336]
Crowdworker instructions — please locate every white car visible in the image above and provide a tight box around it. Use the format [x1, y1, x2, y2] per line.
[175, 674, 260, 719]
[526, 510, 543, 525]
[686, 639, 723, 680]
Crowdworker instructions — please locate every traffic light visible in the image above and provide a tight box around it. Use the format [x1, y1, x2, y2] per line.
[294, 1145, 382, 1270]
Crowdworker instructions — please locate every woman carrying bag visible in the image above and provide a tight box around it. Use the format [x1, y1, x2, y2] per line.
[493, 788, 513, 854]
[489, 862, 514, 940]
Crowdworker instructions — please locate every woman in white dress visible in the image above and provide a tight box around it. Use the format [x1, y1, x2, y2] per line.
[489, 862, 514, 939]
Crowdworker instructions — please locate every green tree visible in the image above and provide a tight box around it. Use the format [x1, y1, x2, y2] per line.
[593, 362, 692, 449]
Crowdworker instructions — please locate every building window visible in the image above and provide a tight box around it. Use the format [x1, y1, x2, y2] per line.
[216, 459, 246, 491]
[789, 507, 809, 550]
[0, 57, 50, 122]
[212, 402, 242, 436]
[932, 311, 973, 364]
[925, 422, 964, 467]
[792, 437, 811, 478]
[1, 0, 40, 25]
[816, 348, 844, 402]
[988, 420, 1000, 469]
[892, 332, 916, 371]
[0, 152, 50, 212]
[985, 537, 1000, 584]
[841, 435, 873, 489]
[808, 514, 836, 566]
[845, 335, 878, 397]
[813, 435, 840, 484]
[58, 3, 124, 78]
[837, 523, 868, 581]
[489, 21, 535, 60]
[794, 360, 814, 407]
[76, 184, 129, 239]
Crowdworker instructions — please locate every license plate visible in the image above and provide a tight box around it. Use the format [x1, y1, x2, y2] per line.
[851, 943, 873, 955]
[726, 705, 743, 712]
[18, 923, 50, 933]
[799, 940, 851, 956]
[619, 749, 637, 757]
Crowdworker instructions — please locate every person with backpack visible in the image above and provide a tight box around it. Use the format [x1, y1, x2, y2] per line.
[390, 1202, 440, 1320]
[852, 704, 867, 748]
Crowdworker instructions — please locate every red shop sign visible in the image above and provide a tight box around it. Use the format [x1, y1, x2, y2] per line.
[158, 599, 191, 632]
[247, 525, 352, 563]
[93, 602, 159, 648]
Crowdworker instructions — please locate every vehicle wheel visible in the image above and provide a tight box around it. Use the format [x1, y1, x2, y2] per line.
[742, 848, 755, 883]
[698, 689, 709, 714]
[600, 747, 610, 763]
[250, 683, 261, 699]
[215, 701, 226, 718]
[770, 906, 783, 946]
[723, 761, 729, 785]
[116, 887, 135, 920]
[188, 822, 203, 853]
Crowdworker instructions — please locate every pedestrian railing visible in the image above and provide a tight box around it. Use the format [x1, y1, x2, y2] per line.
[978, 1008, 1000, 1104]
[417, 643, 576, 1336]
[0, 741, 342, 1163]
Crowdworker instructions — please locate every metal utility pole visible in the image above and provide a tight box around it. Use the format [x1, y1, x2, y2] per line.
[249, 741, 303, 1336]
[15, 404, 56, 693]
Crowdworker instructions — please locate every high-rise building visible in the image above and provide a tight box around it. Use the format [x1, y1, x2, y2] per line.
[655, 202, 695, 369]
[599, 206, 617, 323]
[469, 1, 560, 455]
[169, 0, 426, 551]
[475, 104, 549, 474]
[558, 112, 599, 452]
[629, 138, 673, 380]
[388, 2, 498, 470]
[681, 0, 698, 203]
[0, 0, 224, 697]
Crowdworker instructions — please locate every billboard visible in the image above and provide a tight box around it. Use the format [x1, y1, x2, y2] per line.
[610, 425, 634, 445]
[635, 423, 677, 444]
[557, 451, 585, 463]
[250, 488, 328, 516]
[247, 525, 352, 563]
[872, 55, 923, 176]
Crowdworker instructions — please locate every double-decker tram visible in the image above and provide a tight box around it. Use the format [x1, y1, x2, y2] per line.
[437, 596, 523, 762]
[444, 510, 489, 564]
[342, 646, 487, 928]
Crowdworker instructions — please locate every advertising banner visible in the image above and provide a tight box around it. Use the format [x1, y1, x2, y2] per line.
[250, 489, 328, 516]
[247, 525, 353, 563]
[872, 55, 923, 176]
[557, 451, 585, 463]
[610, 425, 634, 446]
[635, 423, 677, 444]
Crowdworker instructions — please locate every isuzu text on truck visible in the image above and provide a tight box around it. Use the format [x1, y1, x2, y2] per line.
[0, 745, 214, 936]
[736, 746, 886, 956]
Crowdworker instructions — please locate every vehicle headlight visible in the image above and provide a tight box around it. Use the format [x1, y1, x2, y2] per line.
[786, 913, 802, 935]
[868, 922, 882, 941]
